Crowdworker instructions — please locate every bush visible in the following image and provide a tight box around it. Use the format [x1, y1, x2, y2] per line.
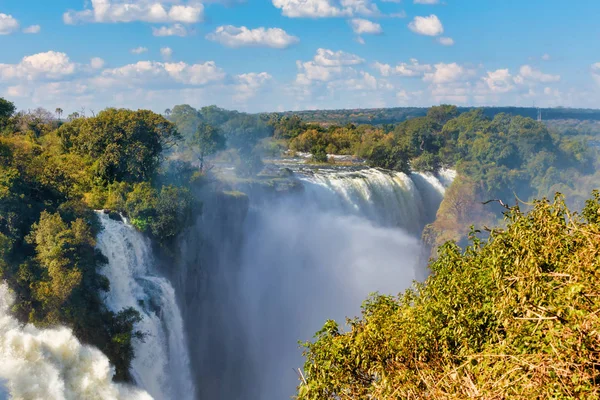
[298, 194, 600, 399]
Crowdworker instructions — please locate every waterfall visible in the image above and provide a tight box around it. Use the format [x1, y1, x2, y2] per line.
[95, 213, 195, 400]
[175, 167, 454, 400]
[297, 167, 452, 233]
[0, 282, 153, 400]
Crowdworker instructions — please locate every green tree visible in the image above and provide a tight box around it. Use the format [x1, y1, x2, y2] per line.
[57, 108, 180, 183]
[0, 97, 16, 130]
[190, 122, 226, 171]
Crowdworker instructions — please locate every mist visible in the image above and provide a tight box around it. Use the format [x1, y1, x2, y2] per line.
[237, 199, 423, 399]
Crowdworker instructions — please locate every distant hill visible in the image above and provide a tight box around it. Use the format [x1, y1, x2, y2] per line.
[275, 107, 600, 125]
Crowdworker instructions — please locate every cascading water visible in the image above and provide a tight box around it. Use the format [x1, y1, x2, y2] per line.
[95, 213, 195, 400]
[174, 166, 455, 400]
[298, 168, 452, 232]
[0, 283, 153, 400]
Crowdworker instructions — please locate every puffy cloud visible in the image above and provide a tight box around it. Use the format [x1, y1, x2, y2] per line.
[272, 0, 379, 18]
[233, 72, 273, 101]
[295, 49, 364, 84]
[23, 25, 41, 34]
[349, 18, 382, 35]
[372, 58, 431, 77]
[327, 71, 380, 91]
[160, 47, 173, 60]
[437, 37, 454, 46]
[206, 25, 299, 48]
[313, 48, 364, 67]
[408, 14, 443, 36]
[90, 57, 106, 69]
[414, 0, 439, 4]
[99, 60, 225, 87]
[424, 62, 472, 84]
[63, 0, 204, 25]
[0, 13, 19, 35]
[516, 65, 560, 84]
[152, 24, 188, 37]
[131, 47, 148, 54]
[482, 69, 515, 93]
[0, 51, 77, 81]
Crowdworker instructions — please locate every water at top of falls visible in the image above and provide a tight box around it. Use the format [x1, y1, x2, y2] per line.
[95, 212, 195, 400]
[0, 282, 153, 400]
[295, 167, 454, 234]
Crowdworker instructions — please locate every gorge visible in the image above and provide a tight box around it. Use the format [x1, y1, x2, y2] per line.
[0, 165, 452, 399]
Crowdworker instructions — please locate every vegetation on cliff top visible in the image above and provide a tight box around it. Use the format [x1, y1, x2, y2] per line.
[297, 194, 600, 399]
[0, 101, 196, 380]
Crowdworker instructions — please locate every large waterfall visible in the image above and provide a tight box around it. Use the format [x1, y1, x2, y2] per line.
[0, 283, 152, 400]
[95, 213, 195, 400]
[0, 166, 453, 400]
[175, 166, 454, 400]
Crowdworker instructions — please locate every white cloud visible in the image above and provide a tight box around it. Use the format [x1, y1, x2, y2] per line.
[327, 71, 380, 91]
[131, 47, 148, 54]
[206, 25, 299, 48]
[349, 18, 382, 34]
[414, 0, 439, 4]
[152, 24, 188, 37]
[0, 51, 77, 81]
[516, 65, 560, 84]
[295, 49, 364, 84]
[160, 47, 173, 60]
[424, 62, 471, 84]
[592, 63, 600, 85]
[100, 60, 225, 86]
[408, 14, 443, 36]
[272, 0, 379, 18]
[63, 0, 204, 25]
[90, 57, 106, 69]
[314, 48, 364, 66]
[542, 54, 551, 61]
[372, 58, 432, 77]
[23, 25, 41, 34]
[437, 37, 454, 46]
[0, 13, 19, 35]
[482, 69, 515, 93]
[234, 72, 273, 101]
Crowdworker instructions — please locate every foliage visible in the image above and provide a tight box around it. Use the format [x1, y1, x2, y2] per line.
[0, 98, 193, 382]
[298, 195, 600, 399]
[189, 122, 226, 171]
[57, 108, 180, 183]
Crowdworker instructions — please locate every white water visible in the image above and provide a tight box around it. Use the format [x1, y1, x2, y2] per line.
[0, 283, 153, 400]
[229, 168, 454, 399]
[95, 213, 195, 400]
[298, 168, 451, 232]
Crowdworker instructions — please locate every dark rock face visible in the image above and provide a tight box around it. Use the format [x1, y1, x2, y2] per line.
[157, 190, 251, 400]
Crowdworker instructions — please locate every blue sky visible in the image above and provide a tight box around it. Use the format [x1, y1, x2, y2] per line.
[0, 0, 599, 113]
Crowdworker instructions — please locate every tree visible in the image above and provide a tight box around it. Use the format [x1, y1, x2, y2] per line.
[57, 108, 181, 183]
[190, 122, 226, 171]
[0, 98, 15, 130]
[55, 108, 63, 121]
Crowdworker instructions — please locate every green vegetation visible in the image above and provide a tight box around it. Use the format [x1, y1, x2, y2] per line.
[276, 106, 600, 126]
[0, 99, 195, 381]
[298, 194, 600, 399]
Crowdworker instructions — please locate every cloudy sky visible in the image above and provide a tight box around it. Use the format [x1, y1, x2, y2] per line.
[0, 0, 599, 113]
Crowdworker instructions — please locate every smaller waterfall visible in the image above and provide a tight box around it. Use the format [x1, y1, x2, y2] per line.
[0, 283, 153, 400]
[298, 168, 451, 234]
[96, 213, 195, 400]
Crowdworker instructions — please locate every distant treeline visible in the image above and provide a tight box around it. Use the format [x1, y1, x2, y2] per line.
[274, 107, 600, 125]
